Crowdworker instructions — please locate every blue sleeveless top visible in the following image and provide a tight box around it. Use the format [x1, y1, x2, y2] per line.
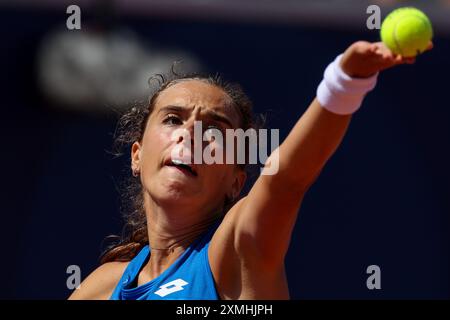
[110, 221, 220, 300]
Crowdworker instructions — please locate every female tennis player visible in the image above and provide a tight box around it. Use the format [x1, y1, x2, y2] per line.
[69, 40, 432, 300]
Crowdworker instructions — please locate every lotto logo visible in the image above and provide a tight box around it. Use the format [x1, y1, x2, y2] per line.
[154, 278, 189, 297]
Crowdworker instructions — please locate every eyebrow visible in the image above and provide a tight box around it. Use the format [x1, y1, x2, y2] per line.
[158, 105, 234, 128]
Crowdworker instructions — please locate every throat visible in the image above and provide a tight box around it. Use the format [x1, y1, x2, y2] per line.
[147, 214, 221, 254]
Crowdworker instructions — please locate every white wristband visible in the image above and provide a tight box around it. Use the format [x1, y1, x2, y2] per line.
[317, 54, 379, 115]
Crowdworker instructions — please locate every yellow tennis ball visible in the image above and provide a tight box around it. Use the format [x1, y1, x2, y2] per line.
[380, 7, 433, 57]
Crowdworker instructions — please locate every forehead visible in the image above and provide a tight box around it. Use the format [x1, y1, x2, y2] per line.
[154, 80, 240, 126]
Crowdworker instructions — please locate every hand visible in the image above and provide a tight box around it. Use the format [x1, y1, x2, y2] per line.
[340, 41, 433, 78]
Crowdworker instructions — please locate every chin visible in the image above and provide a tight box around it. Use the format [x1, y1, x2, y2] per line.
[153, 180, 199, 203]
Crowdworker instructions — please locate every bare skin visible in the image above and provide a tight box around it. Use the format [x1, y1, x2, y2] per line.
[69, 41, 432, 300]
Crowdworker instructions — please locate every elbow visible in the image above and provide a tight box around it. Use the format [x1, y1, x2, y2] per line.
[262, 165, 320, 198]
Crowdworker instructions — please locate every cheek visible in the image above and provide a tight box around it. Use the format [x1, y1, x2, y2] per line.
[204, 163, 235, 189]
[140, 126, 174, 167]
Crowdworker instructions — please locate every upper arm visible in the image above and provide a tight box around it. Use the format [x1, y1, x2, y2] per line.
[234, 173, 307, 265]
[68, 261, 129, 300]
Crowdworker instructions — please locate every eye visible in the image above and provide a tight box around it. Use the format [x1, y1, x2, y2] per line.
[163, 114, 182, 126]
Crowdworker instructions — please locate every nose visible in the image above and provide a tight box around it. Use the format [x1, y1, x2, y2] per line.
[178, 119, 195, 146]
[171, 110, 211, 164]
[170, 119, 199, 162]
[170, 126, 193, 164]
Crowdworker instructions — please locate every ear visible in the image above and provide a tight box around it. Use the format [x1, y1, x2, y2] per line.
[131, 141, 142, 173]
[230, 168, 247, 200]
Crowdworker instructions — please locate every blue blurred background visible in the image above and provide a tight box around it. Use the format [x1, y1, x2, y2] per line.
[0, 0, 449, 299]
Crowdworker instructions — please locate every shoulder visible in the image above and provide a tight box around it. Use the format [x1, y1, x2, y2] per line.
[68, 261, 129, 300]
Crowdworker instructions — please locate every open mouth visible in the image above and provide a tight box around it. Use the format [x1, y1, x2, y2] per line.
[166, 158, 198, 177]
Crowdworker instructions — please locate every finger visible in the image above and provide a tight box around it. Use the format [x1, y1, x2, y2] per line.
[385, 51, 396, 60]
[372, 42, 389, 55]
[393, 54, 404, 64]
[369, 43, 379, 54]
[403, 57, 416, 64]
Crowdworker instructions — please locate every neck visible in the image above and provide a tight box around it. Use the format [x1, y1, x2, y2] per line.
[146, 198, 221, 248]
[141, 194, 222, 280]
[147, 210, 219, 252]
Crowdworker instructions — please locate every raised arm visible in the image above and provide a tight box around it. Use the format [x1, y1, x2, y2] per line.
[209, 41, 432, 298]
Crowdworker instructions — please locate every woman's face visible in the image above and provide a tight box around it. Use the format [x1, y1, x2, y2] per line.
[131, 80, 247, 215]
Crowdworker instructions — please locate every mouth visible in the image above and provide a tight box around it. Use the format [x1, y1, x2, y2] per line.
[165, 158, 198, 177]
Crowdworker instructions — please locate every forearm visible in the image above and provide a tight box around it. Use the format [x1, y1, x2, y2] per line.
[266, 97, 351, 192]
[262, 42, 389, 192]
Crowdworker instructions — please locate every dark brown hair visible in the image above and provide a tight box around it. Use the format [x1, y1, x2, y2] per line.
[100, 70, 261, 264]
